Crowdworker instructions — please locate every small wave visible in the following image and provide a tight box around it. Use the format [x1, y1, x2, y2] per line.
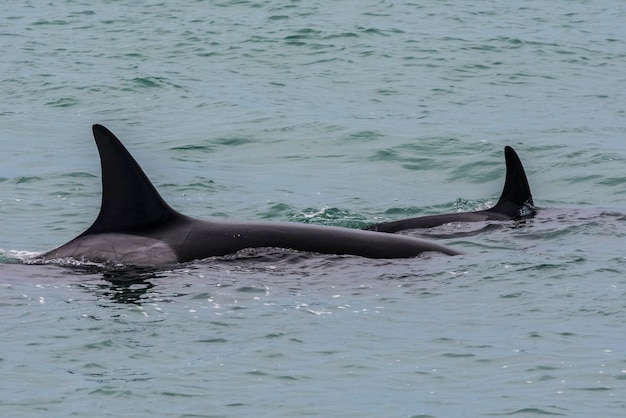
[130, 77, 165, 89]
[24, 254, 147, 272]
[496, 407, 568, 416]
[0, 249, 40, 264]
[23, 254, 107, 269]
[15, 176, 43, 184]
[289, 206, 368, 228]
[45, 97, 79, 108]
[380, 199, 492, 219]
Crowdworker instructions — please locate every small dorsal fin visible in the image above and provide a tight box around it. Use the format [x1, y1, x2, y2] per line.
[490, 146, 535, 218]
[83, 124, 180, 235]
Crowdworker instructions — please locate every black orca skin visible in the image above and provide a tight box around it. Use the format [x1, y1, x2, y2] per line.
[41, 125, 461, 267]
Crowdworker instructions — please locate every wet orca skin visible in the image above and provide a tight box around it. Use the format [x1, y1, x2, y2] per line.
[365, 146, 535, 233]
[41, 125, 460, 266]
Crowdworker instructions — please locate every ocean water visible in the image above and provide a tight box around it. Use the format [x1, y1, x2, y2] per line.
[2, 1, 626, 417]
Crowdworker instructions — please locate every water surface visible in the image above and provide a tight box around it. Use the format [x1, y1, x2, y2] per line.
[2, 1, 626, 416]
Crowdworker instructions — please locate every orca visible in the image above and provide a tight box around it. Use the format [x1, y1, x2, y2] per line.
[365, 146, 535, 233]
[40, 125, 461, 267]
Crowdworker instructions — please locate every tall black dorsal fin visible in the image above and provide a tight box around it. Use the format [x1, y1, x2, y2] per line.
[490, 146, 535, 218]
[83, 124, 180, 235]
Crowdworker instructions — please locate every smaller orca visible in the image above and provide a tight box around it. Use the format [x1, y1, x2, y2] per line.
[365, 146, 535, 233]
[40, 125, 461, 267]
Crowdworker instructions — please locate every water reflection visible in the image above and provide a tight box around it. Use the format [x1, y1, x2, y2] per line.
[73, 266, 165, 305]
[98, 268, 161, 305]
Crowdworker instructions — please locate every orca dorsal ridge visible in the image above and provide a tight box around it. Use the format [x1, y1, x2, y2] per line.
[83, 124, 180, 235]
[490, 146, 535, 218]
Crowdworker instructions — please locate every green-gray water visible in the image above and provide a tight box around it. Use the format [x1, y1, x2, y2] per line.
[2, 1, 626, 416]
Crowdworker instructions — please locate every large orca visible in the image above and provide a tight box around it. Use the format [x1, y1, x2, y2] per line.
[365, 146, 535, 233]
[40, 125, 460, 267]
